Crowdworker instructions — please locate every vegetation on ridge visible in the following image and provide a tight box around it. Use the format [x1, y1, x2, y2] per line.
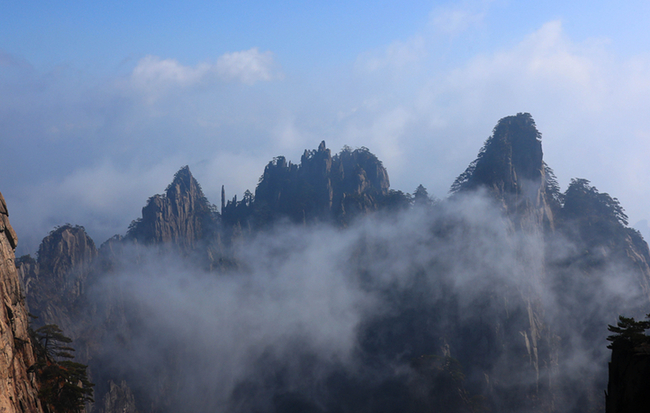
[450, 112, 543, 194]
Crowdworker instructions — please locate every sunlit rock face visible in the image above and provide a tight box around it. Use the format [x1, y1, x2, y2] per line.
[0, 192, 44, 413]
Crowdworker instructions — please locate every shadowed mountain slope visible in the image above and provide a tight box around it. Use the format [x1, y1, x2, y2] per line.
[223, 141, 406, 228]
[451, 112, 557, 230]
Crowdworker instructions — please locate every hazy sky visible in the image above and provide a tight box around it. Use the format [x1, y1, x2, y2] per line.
[3, 0, 650, 253]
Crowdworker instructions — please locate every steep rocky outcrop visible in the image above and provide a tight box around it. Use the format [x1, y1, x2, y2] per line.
[16, 224, 103, 411]
[448, 114, 559, 405]
[449, 116, 650, 285]
[12, 168, 225, 413]
[451, 112, 557, 230]
[125, 166, 218, 251]
[606, 340, 650, 413]
[224, 141, 397, 227]
[550, 179, 650, 302]
[0, 191, 44, 413]
[449, 114, 650, 411]
[18, 224, 97, 339]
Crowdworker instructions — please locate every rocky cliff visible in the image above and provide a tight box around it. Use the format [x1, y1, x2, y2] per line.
[18, 224, 97, 342]
[447, 113, 650, 411]
[125, 166, 218, 251]
[554, 178, 650, 293]
[606, 339, 650, 413]
[451, 112, 557, 231]
[0, 191, 44, 413]
[447, 113, 559, 408]
[224, 141, 398, 227]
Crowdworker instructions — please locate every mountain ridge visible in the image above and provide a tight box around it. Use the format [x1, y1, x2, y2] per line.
[8, 112, 649, 413]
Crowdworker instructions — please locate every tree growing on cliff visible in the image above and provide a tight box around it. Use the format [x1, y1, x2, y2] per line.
[30, 324, 94, 413]
[607, 314, 650, 349]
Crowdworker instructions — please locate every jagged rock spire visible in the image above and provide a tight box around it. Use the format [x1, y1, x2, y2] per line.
[126, 166, 217, 249]
[451, 113, 543, 195]
[18, 224, 97, 344]
[451, 113, 554, 229]
[250, 141, 391, 225]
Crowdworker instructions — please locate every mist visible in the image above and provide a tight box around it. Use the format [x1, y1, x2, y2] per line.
[82, 190, 647, 412]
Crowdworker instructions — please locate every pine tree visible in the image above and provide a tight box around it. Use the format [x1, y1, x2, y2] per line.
[30, 324, 94, 413]
[607, 315, 650, 349]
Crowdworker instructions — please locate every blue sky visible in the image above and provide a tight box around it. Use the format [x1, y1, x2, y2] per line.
[3, 1, 650, 253]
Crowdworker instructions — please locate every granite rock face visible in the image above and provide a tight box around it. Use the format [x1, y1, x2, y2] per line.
[448, 114, 560, 407]
[449, 113, 650, 411]
[0, 192, 44, 413]
[18, 224, 97, 340]
[126, 166, 218, 251]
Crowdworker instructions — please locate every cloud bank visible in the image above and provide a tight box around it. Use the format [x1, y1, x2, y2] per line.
[82, 191, 648, 412]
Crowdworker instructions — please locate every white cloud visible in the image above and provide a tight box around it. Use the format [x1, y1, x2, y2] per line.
[272, 116, 304, 150]
[131, 55, 212, 88]
[522, 21, 600, 91]
[216, 48, 277, 85]
[129, 48, 279, 101]
[342, 106, 413, 171]
[439, 21, 602, 106]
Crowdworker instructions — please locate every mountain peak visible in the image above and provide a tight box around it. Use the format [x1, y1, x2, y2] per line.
[451, 113, 557, 229]
[165, 165, 201, 199]
[126, 166, 217, 249]
[172, 164, 191, 180]
[223, 142, 395, 227]
[451, 112, 543, 195]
